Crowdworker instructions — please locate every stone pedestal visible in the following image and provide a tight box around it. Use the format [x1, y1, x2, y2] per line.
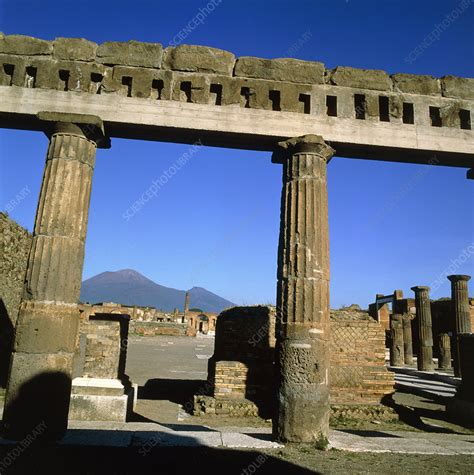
[448, 275, 471, 377]
[390, 314, 404, 366]
[272, 135, 335, 443]
[2, 113, 108, 440]
[411, 286, 434, 372]
[402, 313, 414, 365]
[69, 314, 134, 422]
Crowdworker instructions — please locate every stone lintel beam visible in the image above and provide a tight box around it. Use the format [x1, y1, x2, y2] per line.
[273, 134, 335, 444]
[37, 111, 111, 148]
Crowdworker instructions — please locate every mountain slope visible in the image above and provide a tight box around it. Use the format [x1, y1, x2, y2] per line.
[80, 269, 235, 313]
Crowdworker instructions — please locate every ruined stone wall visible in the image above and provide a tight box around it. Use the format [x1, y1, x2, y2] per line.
[0, 34, 472, 130]
[130, 321, 189, 337]
[0, 212, 31, 326]
[330, 309, 394, 405]
[0, 213, 31, 386]
[208, 305, 394, 410]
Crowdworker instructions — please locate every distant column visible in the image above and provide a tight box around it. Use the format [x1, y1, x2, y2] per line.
[411, 286, 434, 371]
[448, 275, 472, 377]
[390, 314, 405, 366]
[183, 291, 190, 322]
[438, 333, 452, 370]
[402, 313, 414, 365]
[3, 113, 109, 440]
[273, 135, 335, 443]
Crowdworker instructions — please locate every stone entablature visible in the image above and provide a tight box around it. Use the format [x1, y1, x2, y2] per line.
[0, 34, 472, 151]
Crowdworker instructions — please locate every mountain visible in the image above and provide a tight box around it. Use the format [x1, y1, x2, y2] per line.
[80, 269, 235, 313]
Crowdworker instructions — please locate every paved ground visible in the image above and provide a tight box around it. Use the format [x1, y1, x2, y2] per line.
[0, 335, 473, 473]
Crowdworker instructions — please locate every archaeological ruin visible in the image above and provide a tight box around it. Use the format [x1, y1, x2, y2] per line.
[0, 33, 473, 443]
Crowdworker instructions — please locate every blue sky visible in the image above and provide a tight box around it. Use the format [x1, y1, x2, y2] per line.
[0, 0, 473, 307]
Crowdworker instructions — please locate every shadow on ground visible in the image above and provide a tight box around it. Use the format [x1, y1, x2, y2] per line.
[0, 430, 316, 475]
[139, 378, 207, 407]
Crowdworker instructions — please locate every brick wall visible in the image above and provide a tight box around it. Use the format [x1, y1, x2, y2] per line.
[214, 361, 248, 399]
[210, 306, 394, 409]
[330, 314, 394, 404]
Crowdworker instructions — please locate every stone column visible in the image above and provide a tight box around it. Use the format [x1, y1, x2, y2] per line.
[411, 286, 434, 371]
[273, 135, 335, 443]
[390, 314, 404, 366]
[438, 333, 452, 370]
[3, 112, 109, 440]
[448, 275, 472, 377]
[402, 313, 414, 365]
[183, 291, 190, 323]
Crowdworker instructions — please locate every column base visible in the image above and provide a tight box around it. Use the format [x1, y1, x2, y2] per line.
[2, 351, 73, 441]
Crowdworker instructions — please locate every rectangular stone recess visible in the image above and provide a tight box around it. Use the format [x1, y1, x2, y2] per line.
[69, 313, 134, 422]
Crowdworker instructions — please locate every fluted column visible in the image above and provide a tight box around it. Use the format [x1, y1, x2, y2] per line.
[273, 135, 335, 443]
[3, 113, 109, 440]
[448, 275, 472, 377]
[438, 333, 452, 370]
[402, 313, 414, 365]
[411, 286, 434, 371]
[390, 314, 404, 366]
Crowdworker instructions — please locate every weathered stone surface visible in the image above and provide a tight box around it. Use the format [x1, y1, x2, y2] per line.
[97, 40, 163, 68]
[14, 301, 80, 353]
[411, 286, 434, 372]
[3, 352, 73, 439]
[442, 76, 474, 100]
[0, 34, 52, 55]
[390, 314, 404, 366]
[165, 45, 235, 76]
[274, 135, 335, 444]
[53, 37, 97, 61]
[234, 57, 324, 84]
[329, 66, 392, 91]
[449, 275, 472, 377]
[392, 73, 440, 96]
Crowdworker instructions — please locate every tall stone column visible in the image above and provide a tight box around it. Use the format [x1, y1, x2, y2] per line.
[411, 286, 434, 371]
[273, 135, 335, 443]
[3, 112, 109, 440]
[448, 275, 472, 377]
[402, 313, 414, 365]
[390, 314, 405, 366]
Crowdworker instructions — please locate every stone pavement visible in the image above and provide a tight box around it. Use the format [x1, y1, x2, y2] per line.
[389, 365, 460, 400]
[0, 421, 472, 455]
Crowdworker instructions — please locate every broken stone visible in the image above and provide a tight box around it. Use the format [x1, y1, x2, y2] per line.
[441, 75, 474, 100]
[97, 40, 163, 68]
[392, 73, 440, 96]
[329, 66, 392, 91]
[165, 45, 235, 76]
[53, 37, 98, 62]
[0, 34, 52, 55]
[234, 57, 324, 84]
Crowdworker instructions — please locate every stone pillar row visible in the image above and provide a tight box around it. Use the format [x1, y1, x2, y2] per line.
[3, 112, 109, 440]
[273, 135, 334, 443]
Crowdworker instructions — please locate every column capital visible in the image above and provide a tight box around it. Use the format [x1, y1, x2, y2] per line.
[448, 274, 471, 283]
[271, 134, 335, 164]
[411, 285, 430, 293]
[37, 111, 111, 149]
